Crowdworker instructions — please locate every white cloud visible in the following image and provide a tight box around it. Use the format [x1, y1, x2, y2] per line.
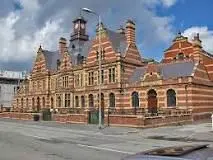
[183, 26, 213, 53]
[142, 0, 177, 8]
[0, 0, 178, 70]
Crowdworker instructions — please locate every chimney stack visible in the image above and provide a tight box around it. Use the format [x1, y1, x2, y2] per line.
[192, 33, 202, 48]
[59, 37, 67, 55]
[125, 19, 136, 45]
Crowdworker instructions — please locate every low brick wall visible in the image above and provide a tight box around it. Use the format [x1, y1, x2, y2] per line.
[192, 112, 212, 121]
[104, 115, 144, 127]
[105, 114, 192, 128]
[144, 114, 192, 127]
[0, 112, 33, 120]
[52, 114, 87, 124]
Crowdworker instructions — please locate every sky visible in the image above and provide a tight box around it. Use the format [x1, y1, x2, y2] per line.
[0, 0, 213, 71]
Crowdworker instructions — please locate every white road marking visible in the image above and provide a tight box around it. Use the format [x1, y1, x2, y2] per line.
[77, 144, 134, 154]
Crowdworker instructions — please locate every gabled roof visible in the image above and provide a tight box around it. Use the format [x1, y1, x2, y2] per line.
[128, 61, 196, 83]
[159, 61, 195, 79]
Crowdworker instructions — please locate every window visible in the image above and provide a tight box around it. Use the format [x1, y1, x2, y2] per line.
[42, 97, 45, 108]
[51, 97, 54, 108]
[75, 96, 79, 107]
[132, 92, 139, 108]
[98, 70, 104, 84]
[32, 82, 36, 91]
[88, 72, 94, 85]
[37, 81, 41, 90]
[167, 89, 176, 107]
[109, 93, 115, 108]
[57, 59, 61, 70]
[177, 53, 184, 60]
[26, 98, 28, 108]
[42, 79, 45, 90]
[96, 48, 105, 61]
[65, 94, 71, 107]
[81, 96, 85, 108]
[21, 98, 24, 108]
[80, 73, 83, 87]
[32, 98, 35, 110]
[51, 78, 54, 90]
[56, 78, 59, 89]
[89, 94, 94, 108]
[109, 68, 115, 83]
[75, 74, 80, 87]
[57, 96, 61, 107]
[62, 76, 69, 88]
[17, 99, 19, 107]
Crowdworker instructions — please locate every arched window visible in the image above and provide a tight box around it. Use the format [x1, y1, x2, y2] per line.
[109, 93, 115, 108]
[57, 96, 61, 107]
[42, 97, 45, 108]
[32, 98, 35, 110]
[89, 94, 94, 108]
[21, 98, 24, 108]
[177, 53, 184, 60]
[132, 92, 139, 108]
[75, 96, 79, 107]
[26, 98, 28, 108]
[167, 89, 176, 107]
[81, 96, 85, 108]
[51, 97, 54, 108]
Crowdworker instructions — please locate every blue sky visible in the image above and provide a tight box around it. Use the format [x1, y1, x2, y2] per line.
[0, 0, 213, 71]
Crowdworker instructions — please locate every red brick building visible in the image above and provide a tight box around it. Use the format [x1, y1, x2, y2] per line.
[13, 16, 213, 119]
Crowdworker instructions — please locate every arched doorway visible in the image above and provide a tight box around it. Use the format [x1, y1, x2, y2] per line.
[37, 97, 40, 112]
[147, 89, 157, 114]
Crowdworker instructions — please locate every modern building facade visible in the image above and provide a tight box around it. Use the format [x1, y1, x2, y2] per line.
[0, 70, 26, 110]
[12, 16, 213, 115]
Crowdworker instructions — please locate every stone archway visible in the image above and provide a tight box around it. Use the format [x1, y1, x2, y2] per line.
[147, 89, 157, 114]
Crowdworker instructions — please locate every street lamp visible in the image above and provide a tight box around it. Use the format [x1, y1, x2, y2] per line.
[81, 8, 102, 129]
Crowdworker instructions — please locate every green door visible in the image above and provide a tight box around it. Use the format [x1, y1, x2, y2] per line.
[89, 110, 104, 124]
[42, 109, 52, 121]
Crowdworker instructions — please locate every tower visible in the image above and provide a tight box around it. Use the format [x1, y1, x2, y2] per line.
[69, 16, 89, 65]
[70, 16, 89, 42]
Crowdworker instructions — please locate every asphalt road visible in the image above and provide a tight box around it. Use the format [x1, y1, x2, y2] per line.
[0, 118, 212, 160]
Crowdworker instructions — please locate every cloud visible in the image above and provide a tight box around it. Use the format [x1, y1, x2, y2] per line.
[183, 26, 213, 53]
[0, 0, 178, 70]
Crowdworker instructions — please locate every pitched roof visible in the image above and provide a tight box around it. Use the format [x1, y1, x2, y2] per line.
[106, 29, 127, 55]
[43, 50, 61, 71]
[128, 61, 196, 83]
[128, 67, 146, 83]
[160, 61, 195, 79]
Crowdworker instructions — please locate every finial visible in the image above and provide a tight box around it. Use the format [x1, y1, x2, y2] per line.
[178, 30, 182, 36]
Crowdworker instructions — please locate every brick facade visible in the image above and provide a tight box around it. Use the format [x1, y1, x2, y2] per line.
[12, 16, 213, 124]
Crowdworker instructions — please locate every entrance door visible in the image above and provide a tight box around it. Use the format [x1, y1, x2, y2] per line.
[147, 89, 157, 114]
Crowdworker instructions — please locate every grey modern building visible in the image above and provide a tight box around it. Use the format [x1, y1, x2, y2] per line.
[0, 70, 26, 110]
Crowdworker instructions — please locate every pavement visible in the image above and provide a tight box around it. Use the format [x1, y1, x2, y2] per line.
[0, 118, 213, 160]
